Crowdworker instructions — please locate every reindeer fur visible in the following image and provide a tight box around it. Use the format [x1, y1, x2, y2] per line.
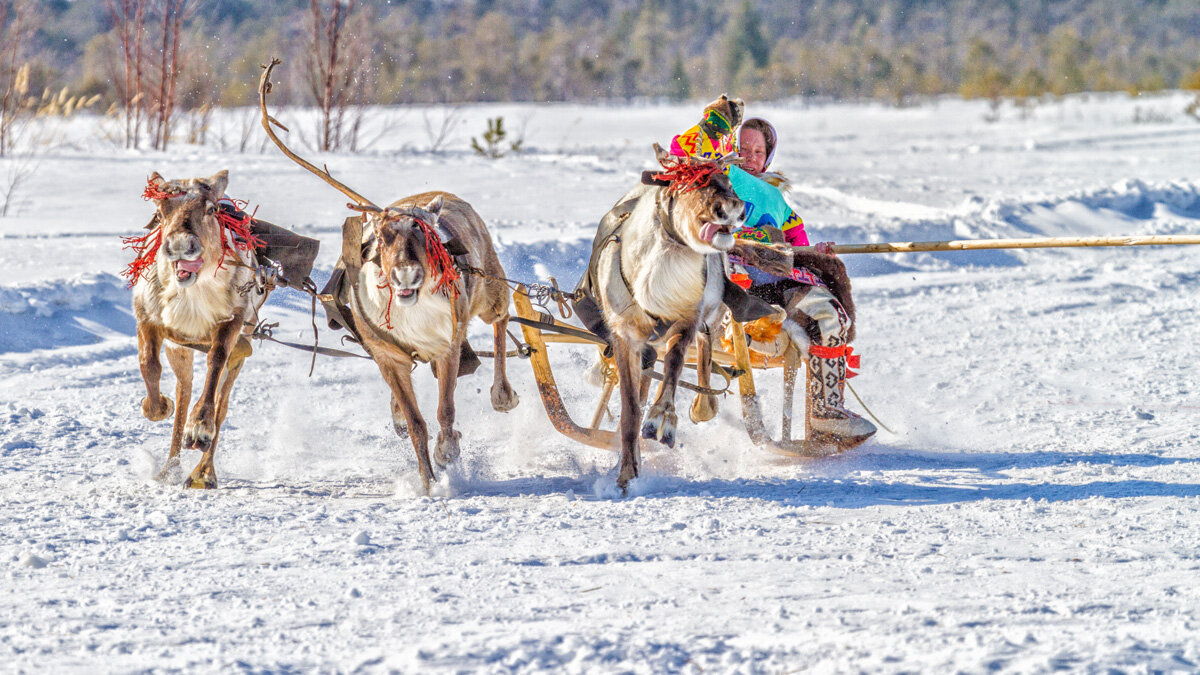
[593, 146, 792, 490]
[343, 192, 517, 492]
[132, 170, 266, 489]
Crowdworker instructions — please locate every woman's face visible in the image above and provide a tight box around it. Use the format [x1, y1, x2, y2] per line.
[738, 127, 768, 175]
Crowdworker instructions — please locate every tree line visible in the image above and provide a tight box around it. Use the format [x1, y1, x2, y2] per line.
[3, 0, 1200, 151]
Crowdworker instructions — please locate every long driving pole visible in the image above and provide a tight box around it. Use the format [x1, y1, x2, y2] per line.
[805, 234, 1200, 255]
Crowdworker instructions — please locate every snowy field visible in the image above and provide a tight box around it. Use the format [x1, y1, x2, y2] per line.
[3, 92, 1200, 672]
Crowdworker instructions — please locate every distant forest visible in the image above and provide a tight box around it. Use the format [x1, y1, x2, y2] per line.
[7, 0, 1200, 107]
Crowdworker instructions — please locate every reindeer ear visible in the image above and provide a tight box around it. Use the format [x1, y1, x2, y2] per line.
[204, 170, 230, 199]
[652, 142, 670, 165]
[423, 195, 445, 222]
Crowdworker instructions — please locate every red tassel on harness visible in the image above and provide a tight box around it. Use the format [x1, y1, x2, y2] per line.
[808, 344, 861, 378]
[122, 179, 184, 287]
[142, 181, 181, 201]
[120, 227, 164, 288]
[412, 218, 460, 299]
[214, 199, 266, 270]
[652, 157, 722, 194]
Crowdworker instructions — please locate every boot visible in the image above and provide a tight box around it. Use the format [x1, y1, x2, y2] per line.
[807, 342, 876, 441]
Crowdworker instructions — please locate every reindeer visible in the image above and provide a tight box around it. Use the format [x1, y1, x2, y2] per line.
[130, 170, 270, 489]
[258, 60, 518, 493]
[580, 146, 794, 490]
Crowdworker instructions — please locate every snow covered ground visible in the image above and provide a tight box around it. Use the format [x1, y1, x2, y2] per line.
[3, 92, 1200, 672]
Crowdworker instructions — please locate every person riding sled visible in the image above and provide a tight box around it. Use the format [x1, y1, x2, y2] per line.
[669, 98, 876, 443]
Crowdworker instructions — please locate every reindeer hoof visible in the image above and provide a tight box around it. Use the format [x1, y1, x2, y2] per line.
[141, 396, 174, 422]
[617, 463, 638, 491]
[183, 473, 218, 490]
[155, 457, 182, 483]
[392, 419, 409, 440]
[689, 394, 718, 424]
[418, 467, 437, 495]
[641, 406, 678, 448]
[491, 383, 519, 412]
[183, 420, 215, 451]
[434, 431, 462, 468]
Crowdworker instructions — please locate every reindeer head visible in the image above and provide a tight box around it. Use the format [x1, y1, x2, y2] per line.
[368, 195, 459, 307]
[649, 144, 746, 254]
[146, 170, 229, 288]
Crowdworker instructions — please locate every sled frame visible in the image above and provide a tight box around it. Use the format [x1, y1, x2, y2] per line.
[512, 286, 862, 457]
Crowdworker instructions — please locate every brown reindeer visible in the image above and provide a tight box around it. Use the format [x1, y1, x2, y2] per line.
[580, 146, 793, 490]
[130, 170, 269, 489]
[259, 60, 518, 493]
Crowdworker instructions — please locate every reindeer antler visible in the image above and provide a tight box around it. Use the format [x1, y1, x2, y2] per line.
[258, 58, 378, 210]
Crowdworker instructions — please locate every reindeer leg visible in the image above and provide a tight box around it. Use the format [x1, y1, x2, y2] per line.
[489, 316, 519, 412]
[137, 324, 173, 421]
[186, 336, 252, 490]
[158, 345, 193, 482]
[690, 327, 719, 423]
[433, 333, 463, 469]
[183, 318, 242, 456]
[641, 323, 694, 448]
[375, 354, 435, 492]
[613, 336, 643, 491]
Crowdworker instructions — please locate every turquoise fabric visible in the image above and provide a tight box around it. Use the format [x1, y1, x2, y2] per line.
[728, 165, 791, 230]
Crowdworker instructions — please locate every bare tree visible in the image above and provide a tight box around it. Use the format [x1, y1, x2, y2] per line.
[0, 155, 37, 216]
[148, 0, 194, 151]
[105, 0, 148, 149]
[422, 103, 464, 153]
[0, 0, 36, 157]
[306, 0, 371, 151]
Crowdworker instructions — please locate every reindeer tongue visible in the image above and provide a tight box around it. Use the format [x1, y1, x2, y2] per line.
[699, 222, 723, 243]
[175, 257, 204, 279]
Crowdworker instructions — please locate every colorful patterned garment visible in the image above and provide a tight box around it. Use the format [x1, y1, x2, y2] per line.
[727, 166, 808, 247]
[669, 123, 737, 162]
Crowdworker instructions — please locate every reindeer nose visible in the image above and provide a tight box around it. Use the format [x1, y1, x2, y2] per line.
[392, 264, 424, 289]
[165, 234, 202, 260]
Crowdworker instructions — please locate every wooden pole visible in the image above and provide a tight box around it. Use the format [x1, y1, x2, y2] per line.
[799, 234, 1200, 255]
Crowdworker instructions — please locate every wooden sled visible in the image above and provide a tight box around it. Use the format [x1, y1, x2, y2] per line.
[511, 286, 869, 458]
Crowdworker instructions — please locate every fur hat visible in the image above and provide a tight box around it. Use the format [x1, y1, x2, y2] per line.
[700, 94, 745, 140]
[740, 117, 777, 171]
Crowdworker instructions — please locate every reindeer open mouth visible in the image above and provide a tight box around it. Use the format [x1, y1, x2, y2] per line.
[173, 256, 205, 286]
[391, 269, 424, 307]
[699, 222, 736, 252]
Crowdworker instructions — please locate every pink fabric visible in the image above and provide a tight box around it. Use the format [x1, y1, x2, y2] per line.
[669, 136, 687, 158]
[785, 224, 809, 247]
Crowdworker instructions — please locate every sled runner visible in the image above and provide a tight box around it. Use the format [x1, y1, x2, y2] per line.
[508, 286, 859, 458]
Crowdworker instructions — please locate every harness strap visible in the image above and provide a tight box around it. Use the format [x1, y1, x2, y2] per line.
[642, 368, 730, 397]
[250, 324, 372, 360]
[808, 344, 860, 378]
[509, 315, 607, 346]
